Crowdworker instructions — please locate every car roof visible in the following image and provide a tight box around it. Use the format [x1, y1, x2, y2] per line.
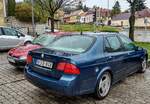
[69, 32, 120, 37]
[44, 32, 72, 36]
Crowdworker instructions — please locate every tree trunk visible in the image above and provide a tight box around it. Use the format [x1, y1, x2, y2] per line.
[51, 15, 55, 33]
[129, 4, 136, 41]
[129, 14, 135, 41]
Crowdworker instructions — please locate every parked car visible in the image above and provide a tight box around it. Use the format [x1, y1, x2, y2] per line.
[7, 34, 59, 68]
[0, 26, 33, 50]
[24, 33, 148, 99]
[44, 26, 59, 33]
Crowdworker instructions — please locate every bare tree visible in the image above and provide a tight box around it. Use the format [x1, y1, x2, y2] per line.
[36, 0, 83, 32]
[127, 0, 146, 41]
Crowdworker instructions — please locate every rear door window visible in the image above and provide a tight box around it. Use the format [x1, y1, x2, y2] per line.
[32, 35, 56, 46]
[47, 35, 95, 53]
[105, 36, 123, 52]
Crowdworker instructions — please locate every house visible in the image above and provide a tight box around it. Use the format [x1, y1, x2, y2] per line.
[63, 10, 84, 23]
[69, 10, 84, 23]
[80, 11, 94, 23]
[0, 0, 6, 25]
[63, 8, 112, 24]
[111, 9, 150, 27]
[96, 8, 111, 18]
[63, 14, 71, 23]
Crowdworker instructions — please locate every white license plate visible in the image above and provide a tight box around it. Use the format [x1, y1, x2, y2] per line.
[8, 57, 15, 63]
[36, 59, 53, 68]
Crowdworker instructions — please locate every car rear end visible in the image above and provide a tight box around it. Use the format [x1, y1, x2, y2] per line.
[7, 45, 42, 68]
[25, 49, 81, 96]
[24, 35, 96, 96]
[8, 48, 28, 68]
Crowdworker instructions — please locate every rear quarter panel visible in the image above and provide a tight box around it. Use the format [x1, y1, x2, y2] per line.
[70, 36, 111, 94]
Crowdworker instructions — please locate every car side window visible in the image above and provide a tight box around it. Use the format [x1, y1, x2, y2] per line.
[3, 28, 18, 36]
[119, 35, 135, 51]
[105, 36, 122, 52]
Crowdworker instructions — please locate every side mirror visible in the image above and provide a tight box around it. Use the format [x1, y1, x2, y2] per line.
[17, 33, 21, 38]
[135, 46, 143, 51]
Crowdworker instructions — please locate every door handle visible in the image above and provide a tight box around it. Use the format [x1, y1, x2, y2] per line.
[128, 52, 131, 55]
[108, 56, 113, 59]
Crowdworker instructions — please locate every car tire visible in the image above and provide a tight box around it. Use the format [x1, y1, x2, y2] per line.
[138, 57, 147, 73]
[94, 71, 111, 100]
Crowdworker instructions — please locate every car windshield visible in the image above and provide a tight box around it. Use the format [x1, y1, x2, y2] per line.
[32, 35, 56, 46]
[47, 35, 95, 53]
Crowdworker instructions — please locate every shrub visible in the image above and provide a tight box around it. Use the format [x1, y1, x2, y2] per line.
[15, 3, 40, 22]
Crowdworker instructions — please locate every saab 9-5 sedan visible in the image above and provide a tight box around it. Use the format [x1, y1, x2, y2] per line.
[24, 33, 148, 99]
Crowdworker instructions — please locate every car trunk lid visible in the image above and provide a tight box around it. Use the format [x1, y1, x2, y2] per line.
[29, 48, 78, 79]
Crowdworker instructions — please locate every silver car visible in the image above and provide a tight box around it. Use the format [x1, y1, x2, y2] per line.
[0, 26, 33, 50]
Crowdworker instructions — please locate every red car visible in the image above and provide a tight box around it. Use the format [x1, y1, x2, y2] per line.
[7, 34, 59, 68]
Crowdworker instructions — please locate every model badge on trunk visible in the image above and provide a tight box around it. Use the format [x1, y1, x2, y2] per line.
[41, 54, 44, 58]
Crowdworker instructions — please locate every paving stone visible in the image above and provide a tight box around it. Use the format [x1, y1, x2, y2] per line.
[0, 52, 150, 104]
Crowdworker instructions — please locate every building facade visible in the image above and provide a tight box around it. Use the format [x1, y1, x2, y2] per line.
[0, 0, 6, 25]
[111, 9, 150, 27]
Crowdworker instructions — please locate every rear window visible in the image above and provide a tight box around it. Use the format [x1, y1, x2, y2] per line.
[32, 35, 56, 46]
[47, 35, 95, 53]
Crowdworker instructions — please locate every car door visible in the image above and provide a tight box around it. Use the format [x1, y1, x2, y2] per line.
[104, 36, 127, 82]
[118, 35, 140, 75]
[0, 27, 7, 49]
[2, 27, 22, 48]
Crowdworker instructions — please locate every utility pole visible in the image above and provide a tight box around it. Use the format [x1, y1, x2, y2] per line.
[107, 0, 109, 10]
[107, 0, 110, 25]
[3, 0, 6, 17]
[31, 0, 35, 36]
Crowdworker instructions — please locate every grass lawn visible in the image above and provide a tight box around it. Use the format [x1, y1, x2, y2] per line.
[135, 42, 150, 59]
[59, 24, 119, 32]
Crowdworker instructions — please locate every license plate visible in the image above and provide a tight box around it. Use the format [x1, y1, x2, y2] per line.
[8, 57, 15, 63]
[36, 59, 53, 68]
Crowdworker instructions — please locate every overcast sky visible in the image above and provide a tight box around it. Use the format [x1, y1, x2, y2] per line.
[15, 0, 150, 11]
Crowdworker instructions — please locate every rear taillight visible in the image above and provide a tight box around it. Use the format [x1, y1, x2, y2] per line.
[56, 62, 80, 75]
[27, 55, 32, 64]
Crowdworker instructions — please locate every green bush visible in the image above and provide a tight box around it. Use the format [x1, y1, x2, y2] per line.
[59, 24, 119, 32]
[15, 3, 40, 22]
[135, 42, 150, 59]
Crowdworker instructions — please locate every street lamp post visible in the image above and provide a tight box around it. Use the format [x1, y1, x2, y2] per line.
[107, 0, 109, 25]
[31, 0, 35, 36]
[107, 0, 109, 10]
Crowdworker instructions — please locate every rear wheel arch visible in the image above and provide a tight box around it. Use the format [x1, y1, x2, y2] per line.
[97, 67, 113, 84]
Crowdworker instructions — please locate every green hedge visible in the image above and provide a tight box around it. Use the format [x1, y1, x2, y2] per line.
[59, 24, 119, 32]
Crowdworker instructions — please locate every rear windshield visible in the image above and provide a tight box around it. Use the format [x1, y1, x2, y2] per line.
[32, 35, 56, 46]
[47, 35, 95, 53]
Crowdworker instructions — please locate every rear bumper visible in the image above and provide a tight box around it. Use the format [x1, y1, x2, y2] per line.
[7, 56, 26, 68]
[24, 66, 79, 96]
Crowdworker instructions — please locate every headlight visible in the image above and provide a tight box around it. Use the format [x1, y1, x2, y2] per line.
[20, 56, 27, 60]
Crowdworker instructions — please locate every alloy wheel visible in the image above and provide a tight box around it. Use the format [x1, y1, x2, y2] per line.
[98, 72, 111, 97]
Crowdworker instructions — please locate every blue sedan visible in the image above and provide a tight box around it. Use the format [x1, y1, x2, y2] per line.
[24, 33, 148, 99]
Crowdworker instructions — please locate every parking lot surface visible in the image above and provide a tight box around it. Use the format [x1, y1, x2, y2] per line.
[0, 52, 150, 104]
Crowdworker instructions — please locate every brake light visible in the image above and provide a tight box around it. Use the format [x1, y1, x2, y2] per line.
[56, 62, 80, 75]
[27, 55, 32, 64]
